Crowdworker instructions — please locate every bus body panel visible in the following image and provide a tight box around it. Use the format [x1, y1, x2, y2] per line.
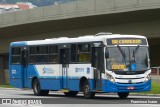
[39, 79, 62, 90]
[67, 64, 92, 78]
[10, 65, 25, 88]
[12, 63, 94, 91]
[28, 64, 62, 90]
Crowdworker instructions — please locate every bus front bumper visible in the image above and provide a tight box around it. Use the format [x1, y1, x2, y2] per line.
[102, 79, 151, 93]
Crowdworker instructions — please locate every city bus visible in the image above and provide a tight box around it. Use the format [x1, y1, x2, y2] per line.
[9, 33, 151, 99]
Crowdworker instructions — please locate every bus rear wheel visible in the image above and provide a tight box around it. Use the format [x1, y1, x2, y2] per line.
[64, 91, 78, 97]
[117, 92, 129, 99]
[33, 78, 49, 96]
[83, 81, 95, 99]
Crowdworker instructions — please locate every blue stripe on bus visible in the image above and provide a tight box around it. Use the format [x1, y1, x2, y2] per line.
[37, 78, 94, 91]
[10, 64, 151, 92]
[102, 79, 151, 92]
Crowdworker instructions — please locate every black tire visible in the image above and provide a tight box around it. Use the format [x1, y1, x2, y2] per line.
[117, 92, 129, 99]
[83, 81, 95, 99]
[64, 91, 78, 97]
[33, 78, 49, 96]
[42, 90, 49, 96]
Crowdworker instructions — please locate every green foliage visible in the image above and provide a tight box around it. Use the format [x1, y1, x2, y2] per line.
[0, 84, 14, 88]
[148, 80, 160, 94]
[135, 80, 160, 95]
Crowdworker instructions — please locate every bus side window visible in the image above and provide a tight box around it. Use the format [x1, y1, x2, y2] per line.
[36, 46, 48, 63]
[78, 53, 90, 62]
[77, 43, 91, 63]
[11, 47, 21, 64]
[29, 47, 36, 63]
[71, 44, 76, 62]
[48, 45, 58, 63]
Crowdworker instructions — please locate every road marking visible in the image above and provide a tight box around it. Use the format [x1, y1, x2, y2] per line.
[28, 105, 43, 107]
[150, 105, 160, 107]
[0, 93, 6, 96]
[134, 104, 160, 107]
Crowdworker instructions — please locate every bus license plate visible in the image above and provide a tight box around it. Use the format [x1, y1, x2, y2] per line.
[127, 86, 135, 90]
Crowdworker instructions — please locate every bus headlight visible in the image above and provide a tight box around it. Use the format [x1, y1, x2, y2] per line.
[106, 73, 115, 83]
[145, 74, 151, 82]
[110, 77, 115, 83]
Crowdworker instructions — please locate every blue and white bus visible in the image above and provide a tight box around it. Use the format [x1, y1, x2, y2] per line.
[9, 33, 151, 99]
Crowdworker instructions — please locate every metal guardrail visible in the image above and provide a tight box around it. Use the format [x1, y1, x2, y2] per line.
[151, 67, 160, 76]
[0, 0, 160, 28]
[151, 67, 160, 82]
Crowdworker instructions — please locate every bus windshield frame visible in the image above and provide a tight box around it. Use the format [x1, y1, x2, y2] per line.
[106, 46, 150, 72]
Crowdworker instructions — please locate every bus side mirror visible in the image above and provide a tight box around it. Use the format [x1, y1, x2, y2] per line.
[105, 50, 109, 58]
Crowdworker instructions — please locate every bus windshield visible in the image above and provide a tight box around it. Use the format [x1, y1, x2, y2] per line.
[106, 46, 149, 71]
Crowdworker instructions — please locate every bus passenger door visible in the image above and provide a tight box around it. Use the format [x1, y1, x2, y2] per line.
[92, 47, 104, 91]
[21, 47, 28, 88]
[60, 49, 69, 89]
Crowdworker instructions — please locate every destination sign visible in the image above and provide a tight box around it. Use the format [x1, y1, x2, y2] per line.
[107, 38, 147, 45]
[112, 64, 126, 70]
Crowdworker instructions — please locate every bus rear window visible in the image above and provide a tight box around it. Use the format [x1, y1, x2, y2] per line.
[12, 47, 20, 55]
[11, 47, 21, 64]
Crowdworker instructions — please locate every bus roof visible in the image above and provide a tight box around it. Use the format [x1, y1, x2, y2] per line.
[10, 34, 147, 46]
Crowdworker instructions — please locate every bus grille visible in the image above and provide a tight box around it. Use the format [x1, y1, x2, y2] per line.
[114, 71, 145, 75]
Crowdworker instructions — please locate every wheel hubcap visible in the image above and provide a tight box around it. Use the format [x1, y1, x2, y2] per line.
[84, 85, 90, 95]
[34, 82, 39, 93]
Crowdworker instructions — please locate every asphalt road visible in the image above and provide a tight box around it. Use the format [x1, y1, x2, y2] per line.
[0, 88, 160, 107]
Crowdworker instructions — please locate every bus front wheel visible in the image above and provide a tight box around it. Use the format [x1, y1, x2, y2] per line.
[83, 81, 95, 99]
[33, 78, 49, 96]
[117, 92, 129, 99]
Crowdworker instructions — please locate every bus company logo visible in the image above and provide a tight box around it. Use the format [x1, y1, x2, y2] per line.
[75, 68, 84, 73]
[87, 68, 90, 74]
[11, 70, 16, 74]
[42, 67, 55, 74]
[128, 80, 132, 83]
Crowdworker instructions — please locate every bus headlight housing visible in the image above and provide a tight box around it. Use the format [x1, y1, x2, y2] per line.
[145, 74, 151, 82]
[106, 73, 115, 83]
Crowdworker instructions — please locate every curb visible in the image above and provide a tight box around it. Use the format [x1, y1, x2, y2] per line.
[99, 93, 160, 96]
[129, 93, 160, 96]
[0, 87, 28, 90]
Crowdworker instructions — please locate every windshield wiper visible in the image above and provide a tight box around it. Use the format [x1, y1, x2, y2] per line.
[117, 45, 126, 64]
[132, 45, 140, 62]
